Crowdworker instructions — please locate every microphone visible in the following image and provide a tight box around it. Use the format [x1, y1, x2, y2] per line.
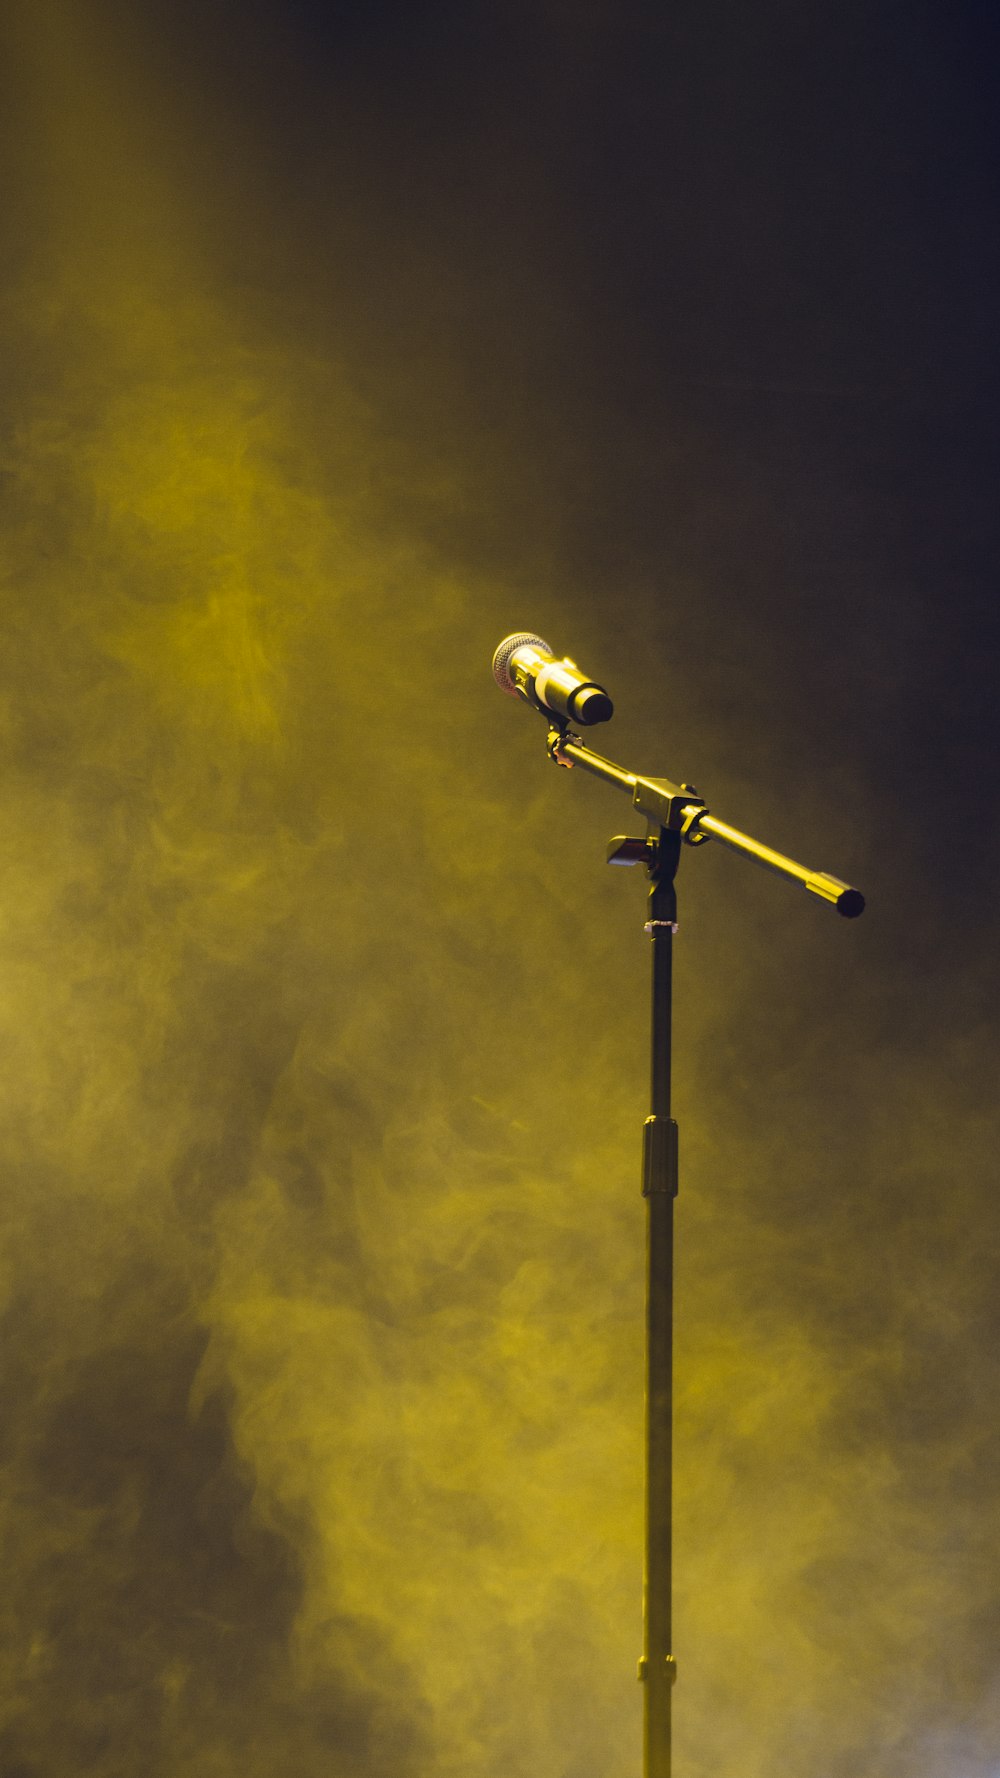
[491, 631, 614, 726]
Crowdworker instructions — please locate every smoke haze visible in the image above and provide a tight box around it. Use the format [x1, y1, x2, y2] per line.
[0, 2, 997, 1775]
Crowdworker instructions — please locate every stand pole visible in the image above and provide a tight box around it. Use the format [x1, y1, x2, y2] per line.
[640, 831, 681, 1778]
[526, 711, 864, 1778]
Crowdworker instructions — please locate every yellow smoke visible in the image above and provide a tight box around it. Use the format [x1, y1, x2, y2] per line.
[0, 3, 994, 1777]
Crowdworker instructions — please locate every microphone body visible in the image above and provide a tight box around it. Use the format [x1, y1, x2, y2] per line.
[492, 631, 614, 726]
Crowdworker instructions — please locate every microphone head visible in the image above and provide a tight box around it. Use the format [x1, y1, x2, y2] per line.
[492, 631, 553, 696]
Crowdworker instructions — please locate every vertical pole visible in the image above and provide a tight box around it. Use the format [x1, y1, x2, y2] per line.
[641, 834, 679, 1778]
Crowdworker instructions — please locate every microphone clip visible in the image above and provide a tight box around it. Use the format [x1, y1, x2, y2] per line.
[546, 720, 579, 769]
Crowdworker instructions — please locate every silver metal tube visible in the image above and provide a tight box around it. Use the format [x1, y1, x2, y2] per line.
[695, 814, 864, 915]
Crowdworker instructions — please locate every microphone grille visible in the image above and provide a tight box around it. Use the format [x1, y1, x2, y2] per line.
[492, 631, 553, 696]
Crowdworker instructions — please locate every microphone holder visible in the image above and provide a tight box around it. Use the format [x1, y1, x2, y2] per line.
[533, 715, 865, 1778]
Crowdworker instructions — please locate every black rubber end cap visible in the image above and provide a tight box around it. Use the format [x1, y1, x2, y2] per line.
[837, 889, 866, 918]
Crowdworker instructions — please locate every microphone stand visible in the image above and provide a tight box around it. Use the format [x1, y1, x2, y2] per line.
[531, 716, 865, 1778]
